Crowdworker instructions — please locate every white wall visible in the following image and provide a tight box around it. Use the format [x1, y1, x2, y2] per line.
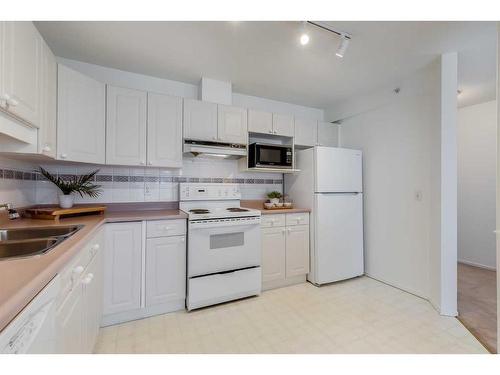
[458, 100, 497, 270]
[336, 62, 440, 299]
[330, 57, 457, 315]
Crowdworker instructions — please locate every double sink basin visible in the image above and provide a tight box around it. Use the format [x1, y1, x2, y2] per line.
[0, 225, 83, 260]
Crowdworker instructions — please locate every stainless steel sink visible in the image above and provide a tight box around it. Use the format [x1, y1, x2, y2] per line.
[0, 238, 62, 259]
[0, 225, 82, 241]
[0, 225, 83, 260]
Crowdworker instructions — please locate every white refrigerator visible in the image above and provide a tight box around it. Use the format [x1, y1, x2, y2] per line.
[285, 147, 364, 285]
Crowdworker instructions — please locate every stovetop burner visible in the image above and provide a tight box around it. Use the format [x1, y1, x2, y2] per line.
[226, 207, 249, 212]
[189, 209, 210, 214]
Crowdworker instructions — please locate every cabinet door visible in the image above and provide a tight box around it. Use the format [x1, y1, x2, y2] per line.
[248, 109, 273, 135]
[106, 85, 147, 166]
[294, 118, 317, 147]
[183, 98, 217, 141]
[1, 22, 41, 125]
[147, 93, 183, 168]
[83, 248, 103, 353]
[273, 113, 294, 137]
[217, 104, 247, 144]
[57, 64, 106, 163]
[55, 284, 84, 353]
[103, 222, 142, 315]
[317, 121, 339, 147]
[285, 225, 310, 278]
[261, 227, 286, 283]
[145, 236, 186, 307]
[38, 39, 57, 158]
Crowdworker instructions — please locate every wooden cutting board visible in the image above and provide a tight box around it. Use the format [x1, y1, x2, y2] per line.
[25, 206, 107, 220]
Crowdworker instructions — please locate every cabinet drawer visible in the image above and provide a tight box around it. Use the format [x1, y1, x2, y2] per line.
[260, 214, 286, 228]
[286, 213, 309, 226]
[146, 219, 186, 238]
[187, 267, 261, 310]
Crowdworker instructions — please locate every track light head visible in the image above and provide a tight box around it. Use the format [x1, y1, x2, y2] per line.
[300, 33, 310, 45]
[335, 34, 350, 58]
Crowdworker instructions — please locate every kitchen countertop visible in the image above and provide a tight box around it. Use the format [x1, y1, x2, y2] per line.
[241, 200, 311, 215]
[0, 209, 187, 333]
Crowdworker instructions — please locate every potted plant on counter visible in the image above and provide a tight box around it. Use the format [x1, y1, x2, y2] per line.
[38, 167, 102, 209]
[267, 191, 282, 206]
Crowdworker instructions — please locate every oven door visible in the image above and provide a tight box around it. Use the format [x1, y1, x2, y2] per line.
[188, 218, 261, 277]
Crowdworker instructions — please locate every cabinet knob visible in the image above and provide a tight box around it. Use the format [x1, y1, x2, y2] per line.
[92, 244, 100, 251]
[82, 273, 94, 285]
[268, 130, 273, 134]
[180, 237, 185, 242]
[148, 162, 152, 166]
[60, 153, 67, 159]
[42, 145, 51, 152]
[162, 226, 171, 231]
[0, 93, 10, 101]
[273, 130, 277, 134]
[140, 161, 145, 165]
[73, 265, 84, 275]
[287, 227, 292, 233]
[6, 98, 19, 107]
[281, 228, 286, 234]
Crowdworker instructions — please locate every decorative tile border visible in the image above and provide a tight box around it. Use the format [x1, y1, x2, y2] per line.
[0, 168, 283, 185]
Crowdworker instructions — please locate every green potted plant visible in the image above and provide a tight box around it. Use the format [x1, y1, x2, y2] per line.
[267, 191, 282, 205]
[38, 167, 102, 209]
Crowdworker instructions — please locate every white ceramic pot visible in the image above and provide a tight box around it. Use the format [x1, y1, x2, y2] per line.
[270, 198, 280, 205]
[59, 194, 74, 209]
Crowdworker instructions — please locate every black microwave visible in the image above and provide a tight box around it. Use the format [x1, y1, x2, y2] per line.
[248, 143, 293, 169]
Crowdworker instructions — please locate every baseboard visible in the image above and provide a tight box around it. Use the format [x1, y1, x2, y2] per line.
[101, 299, 185, 327]
[263, 275, 306, 291]
[458, 259, 496, 271]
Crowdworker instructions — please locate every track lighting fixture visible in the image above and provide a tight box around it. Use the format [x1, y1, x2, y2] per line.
[299, 21, 310, 45]
[335, 34, 350, 58]
[305, 21, 352, 58]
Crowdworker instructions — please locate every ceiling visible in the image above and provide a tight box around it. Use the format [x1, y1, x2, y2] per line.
[35, 21, 497, 110]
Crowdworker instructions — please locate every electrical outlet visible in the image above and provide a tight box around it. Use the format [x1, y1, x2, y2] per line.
[415, 190, 423, 202]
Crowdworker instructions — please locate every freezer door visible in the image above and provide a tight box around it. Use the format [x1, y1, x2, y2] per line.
[315, 147, 362, 193]
[314, 193, 364, 284]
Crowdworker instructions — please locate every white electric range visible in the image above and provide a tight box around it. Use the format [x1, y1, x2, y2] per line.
[179, 183, 262, 310]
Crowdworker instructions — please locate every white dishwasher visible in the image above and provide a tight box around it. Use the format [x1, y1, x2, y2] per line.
[0, 275, 61, 354]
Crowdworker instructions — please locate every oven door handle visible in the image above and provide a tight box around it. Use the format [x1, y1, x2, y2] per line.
[189, 221, 260, 230]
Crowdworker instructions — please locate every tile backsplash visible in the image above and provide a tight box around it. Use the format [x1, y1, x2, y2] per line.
[1, 156, 282, 206]
[0, 157, 37, 207]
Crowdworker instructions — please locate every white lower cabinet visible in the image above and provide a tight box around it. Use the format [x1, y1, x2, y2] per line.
[261, 227, 286, 283]
[261, 213, 310, 290]
[102, 219, 186, 326]
[103, 222, 142, 316]
[145, 236, 186, 308]
[55, 228, 104, 354]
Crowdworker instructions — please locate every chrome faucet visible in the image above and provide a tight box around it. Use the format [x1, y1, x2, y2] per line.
[0, 203, 20, 220]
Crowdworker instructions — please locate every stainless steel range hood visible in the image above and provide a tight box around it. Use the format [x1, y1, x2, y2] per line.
[183, 140, 247, 159]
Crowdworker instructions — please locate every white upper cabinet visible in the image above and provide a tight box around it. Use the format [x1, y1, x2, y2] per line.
[317, 121, 339, 147]
[248, 109, 273, 134]
[57, 65, 106, 164]
[147, 93, 183, 168]
[0, 22, 41, 126]
[183, 98, 217, 142]
[217, 104, 247, 144]
[294, 117, 317, 147]
[38, 39, 57, 158]
[272, 113, 294, 137]
[106, 85, 147, 166]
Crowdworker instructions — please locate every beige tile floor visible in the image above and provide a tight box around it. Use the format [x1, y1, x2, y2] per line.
[94, 277, 489, 354]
